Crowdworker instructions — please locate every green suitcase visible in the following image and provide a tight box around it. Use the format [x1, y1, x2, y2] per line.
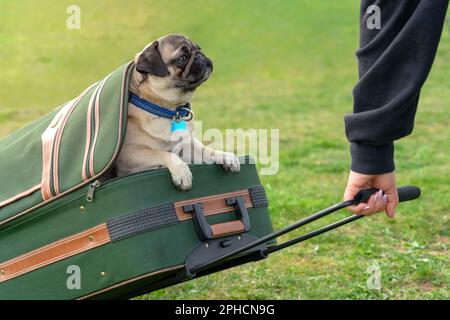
[0, 160, 274, 300]
[0, 61, 275, 299]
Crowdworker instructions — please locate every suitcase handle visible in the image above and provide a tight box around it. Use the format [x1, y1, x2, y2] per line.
[183, 196, 251, 240]
[190, 186, 421, 274]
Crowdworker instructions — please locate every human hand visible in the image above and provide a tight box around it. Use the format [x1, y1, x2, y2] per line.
[343, 171, 399, 218]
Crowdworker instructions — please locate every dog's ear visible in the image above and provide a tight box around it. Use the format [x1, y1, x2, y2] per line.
[136, 41, 170, 77]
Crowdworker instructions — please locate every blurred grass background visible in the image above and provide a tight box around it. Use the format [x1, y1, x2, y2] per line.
[0, 0, 448, 299]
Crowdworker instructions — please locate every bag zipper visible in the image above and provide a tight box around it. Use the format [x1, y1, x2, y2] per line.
[86, 180, 101, 202]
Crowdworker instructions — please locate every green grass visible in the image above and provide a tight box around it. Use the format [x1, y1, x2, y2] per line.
[1, 1, 448, 299]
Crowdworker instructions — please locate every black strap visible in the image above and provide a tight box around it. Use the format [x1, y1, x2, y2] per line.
[107, 203, 179, 242]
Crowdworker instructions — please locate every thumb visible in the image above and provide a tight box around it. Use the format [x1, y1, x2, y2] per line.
[343, 183, 360, 201]
[344, 179, 370, 214]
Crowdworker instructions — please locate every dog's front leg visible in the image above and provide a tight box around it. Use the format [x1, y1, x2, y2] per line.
[182, 136, 240, 174]
[119, 147, 193, 190]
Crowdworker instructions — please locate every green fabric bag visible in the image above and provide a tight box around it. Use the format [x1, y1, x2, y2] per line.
[0, 62, 133, 227]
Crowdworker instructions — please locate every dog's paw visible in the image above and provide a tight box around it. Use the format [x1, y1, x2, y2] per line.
[170, 161, 193, 191]
[221, 153, 241, 174]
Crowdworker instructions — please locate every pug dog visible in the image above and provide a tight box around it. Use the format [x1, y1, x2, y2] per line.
[115, 34, 240, 190]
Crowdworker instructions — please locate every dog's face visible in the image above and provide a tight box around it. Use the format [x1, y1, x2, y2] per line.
[134, 35, 213, 105]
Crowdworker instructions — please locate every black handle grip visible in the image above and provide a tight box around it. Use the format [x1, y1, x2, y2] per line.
[397, 185, 421, 202]
[354, 186, 421, 205]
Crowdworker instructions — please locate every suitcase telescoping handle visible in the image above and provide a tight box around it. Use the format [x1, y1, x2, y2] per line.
[190, 186, 421, 274]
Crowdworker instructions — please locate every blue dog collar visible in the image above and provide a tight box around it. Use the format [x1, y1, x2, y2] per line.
[129, 92, 192, 120]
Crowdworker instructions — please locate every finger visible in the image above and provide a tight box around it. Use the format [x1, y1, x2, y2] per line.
[386, 197, 398, 219]
[371, 190, 387, 214]
[363, 190, 385, 215]
[349, 192, 379, 215]
[380, 192, 388, 211]
[386, 202, 395, 218]
[362, 193, 377, 215]
[347, 202, 369, 215]
[385, 190, 399, 218]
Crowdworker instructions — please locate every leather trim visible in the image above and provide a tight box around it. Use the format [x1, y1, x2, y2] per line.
[0, 224, 110, 283]
[0, 62, 131, 228]
[89, 74, 113, 177]
[81, 83, 103, 181]
[41, 102, 74, 200]
[211, 220, 245, 238]
[53, 83, 98, 195]
[174, 189, 253, 221]
[41, 100, 73, 201]
[0, 184, 41, 209]
[42, 84, 97, 199]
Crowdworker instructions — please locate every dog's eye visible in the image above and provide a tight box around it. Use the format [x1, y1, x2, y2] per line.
[177, 55, 188, 64]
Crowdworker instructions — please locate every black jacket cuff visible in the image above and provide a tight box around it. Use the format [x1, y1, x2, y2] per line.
[350, 142, 395, 174]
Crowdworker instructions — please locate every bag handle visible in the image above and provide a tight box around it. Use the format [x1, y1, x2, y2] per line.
[183, 196, 251, 240]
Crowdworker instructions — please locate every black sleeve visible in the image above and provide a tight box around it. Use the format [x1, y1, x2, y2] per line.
[345, 0, 448, 174]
